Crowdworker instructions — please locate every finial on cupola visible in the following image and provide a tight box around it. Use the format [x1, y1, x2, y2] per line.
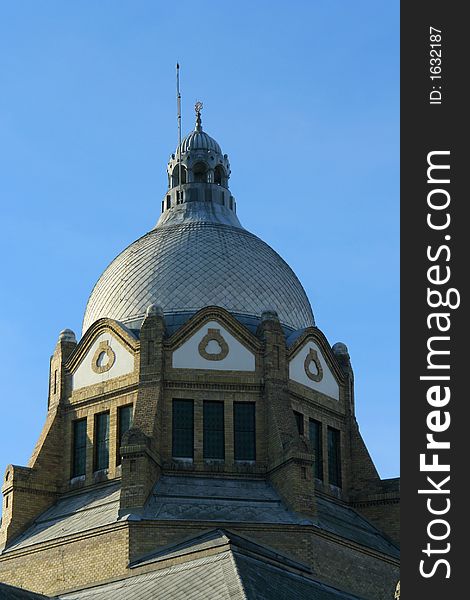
[195, 100, 203, 131]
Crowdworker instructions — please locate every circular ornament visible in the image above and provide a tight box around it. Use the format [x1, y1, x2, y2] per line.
[198, 328, 229, 361]
[304, 348, 323, 382]
[91, 340, 116, 374]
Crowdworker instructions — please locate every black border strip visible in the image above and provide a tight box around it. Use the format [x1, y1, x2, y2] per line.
[401, 3, 467, 596]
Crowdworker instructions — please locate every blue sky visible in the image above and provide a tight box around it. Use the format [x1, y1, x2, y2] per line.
[0, 1, 399, 479]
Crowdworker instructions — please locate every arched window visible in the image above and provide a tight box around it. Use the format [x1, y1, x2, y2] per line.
[214, 165, 226, 186]
[171, 165, 187, 187]
[193, 162, 208, 183]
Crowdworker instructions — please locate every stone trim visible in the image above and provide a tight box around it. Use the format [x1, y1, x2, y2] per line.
[289, 389, 345, 419]
[164, 381, 262, 392]
[303, 348, 323, 382]
[66, 319, 139, 372]
[288, 327, 346, 384]
[68, 382, 138, 407]
[91, 341, 116, 374]
[167, 306, 262, 353]
[198, 328, 229, 361]
[351, 498, 400, 508]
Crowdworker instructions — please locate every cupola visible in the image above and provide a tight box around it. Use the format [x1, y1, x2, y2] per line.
[161, 102, 234, 219]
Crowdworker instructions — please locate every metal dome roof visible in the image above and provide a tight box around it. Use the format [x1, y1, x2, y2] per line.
[177, 103, 222, 155]
[179, 129, 221, 154]
[82, 218, 314, 335]
[82, 106, 315, 336]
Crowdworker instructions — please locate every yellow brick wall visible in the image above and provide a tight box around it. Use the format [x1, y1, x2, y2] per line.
[0, 525, 128, 597]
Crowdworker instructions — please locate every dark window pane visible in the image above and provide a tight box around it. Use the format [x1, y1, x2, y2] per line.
[294, 411, 304, 435]
[204, 401, 224, 459]
[117, 405, 133, 465]
[234, 402, 255, 461]
[309, 419, 323, 481]
[328, 427, 342, 487]
[94, 412, 110, 471]
[72, 419, 87, 477]
[172, 400, 194, 459]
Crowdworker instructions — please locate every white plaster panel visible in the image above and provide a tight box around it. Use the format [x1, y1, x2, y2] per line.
[172, 321, 255, 371]
[289, 341, 339, 400]
[72, 333, 135, 391]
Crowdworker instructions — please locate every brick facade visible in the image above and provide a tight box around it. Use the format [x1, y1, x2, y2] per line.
[0, 307, 399, 599]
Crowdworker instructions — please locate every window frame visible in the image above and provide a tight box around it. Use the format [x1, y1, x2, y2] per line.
[94, 411, 110, 472]
[172, 399, 194, 460]
[203, 400, 225, 460]
[233, 402, 256, 462]
[309, 418, 323, 481]
[116, 404, 133, 466]
[71, 418, 87, 478]
[293, 410, 304, 435]
[327, 426, 342, 488]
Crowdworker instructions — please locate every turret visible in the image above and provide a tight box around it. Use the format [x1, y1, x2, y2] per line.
[158, 102, 238, 227]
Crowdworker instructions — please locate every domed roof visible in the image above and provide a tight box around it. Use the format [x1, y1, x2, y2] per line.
[82, 220, 315, 334]
[179, 129, 221, 154]
[176, 102, 222, 156]
[82, 105, 315, 336]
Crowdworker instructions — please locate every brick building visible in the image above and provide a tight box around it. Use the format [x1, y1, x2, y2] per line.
[0, 105, 399, 599]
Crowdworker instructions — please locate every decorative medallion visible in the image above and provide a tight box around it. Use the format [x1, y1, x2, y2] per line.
[198, 328, 229, 361]
[91, 340, 116, 374]
[304, 348, 323, 382]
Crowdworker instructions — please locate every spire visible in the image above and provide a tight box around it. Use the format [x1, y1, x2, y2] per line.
[195, 100, 203, 131]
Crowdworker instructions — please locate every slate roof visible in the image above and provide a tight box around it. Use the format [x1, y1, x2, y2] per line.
[142, 475, 308, 524]
[58, 529, 362, 600]
[82, 221, 315, 336]
[0, 583, 51, 600]
[316, 496, 399, 558]
[2, 482, 121, 553]
[2, 475, 398, 560]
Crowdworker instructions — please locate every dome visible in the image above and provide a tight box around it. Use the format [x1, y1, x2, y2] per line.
[177, 101, 222, 155]
[82, 103, 315, 335]
[179, 130, 221, 154]
[82, 220, 315, 334]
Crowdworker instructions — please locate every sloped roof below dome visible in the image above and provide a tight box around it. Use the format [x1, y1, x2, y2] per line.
[82, 221, 314, 335]
[58, 529, 361, 600]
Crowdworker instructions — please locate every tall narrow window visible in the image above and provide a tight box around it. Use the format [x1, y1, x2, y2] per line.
[172, 400, 194, 459]
[193, 162, 207, 183]
[117, 405, 133, 465]
[171, 165, 187, 187]
[309, 419, 323, 481]
[72, 418, 87, 478]
[94, 412, 110, 472]
[328, 426, 342, 487]
[293, 411, 304, 435]
[214, 165, 226, 186]
[203, 401, 224, 460]
[234, 402, 256, 461]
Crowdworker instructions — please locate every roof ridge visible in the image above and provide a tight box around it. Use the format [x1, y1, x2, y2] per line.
[233, 552, 363, 599]
[226, 551, 248, 600]
[130, 528, 231, 567]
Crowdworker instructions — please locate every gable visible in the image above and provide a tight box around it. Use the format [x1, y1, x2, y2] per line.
[172, 320, 255, 371]
[72, 332, 135, 391]
[289, 340, 340, 400]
